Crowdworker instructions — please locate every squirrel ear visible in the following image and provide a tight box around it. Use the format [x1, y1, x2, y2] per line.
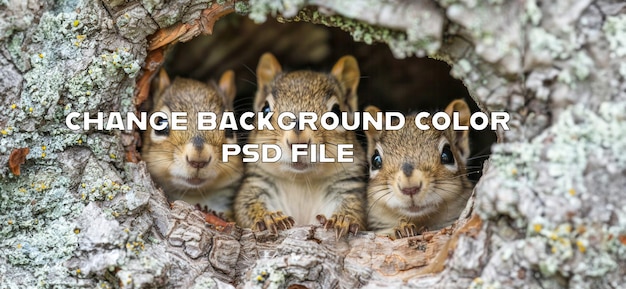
[218, 70, 236, 108]
[364, 105, 382, 153]
[152, 68, 171, 104]
[444, 99, 471, 161]
[256, 52, 282, 90]
[255, 53, 281, 111]
[331, 55, 360, 113]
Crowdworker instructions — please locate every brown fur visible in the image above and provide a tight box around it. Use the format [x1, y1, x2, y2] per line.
[142, 70, 243, 219]
[364, 100, 474, 238]
[234, 53, 367, 237]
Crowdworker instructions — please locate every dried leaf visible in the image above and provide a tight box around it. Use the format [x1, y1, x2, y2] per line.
[134, 47, 165, 107]
[9, 147, 30, 176]
[194, 204, 235, 234]
[203, 211, 234, 234]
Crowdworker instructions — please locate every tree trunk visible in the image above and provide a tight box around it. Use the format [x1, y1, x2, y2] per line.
[0, 0, 625, 288]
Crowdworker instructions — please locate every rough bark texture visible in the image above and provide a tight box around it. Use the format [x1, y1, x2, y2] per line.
[0, 0, 625, 288]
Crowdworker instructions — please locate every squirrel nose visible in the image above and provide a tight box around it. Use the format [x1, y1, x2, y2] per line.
[401, 163, 414, 177]
[186, 155, 211, 169]
[294, 120, 302, 135]
[191, 135, 204, 150]
[401, 184, 421, 196]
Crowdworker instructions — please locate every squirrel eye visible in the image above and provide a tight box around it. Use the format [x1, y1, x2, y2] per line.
[155, 117, 169, 136]
[441, 144, 454, 165]
[262, 101, 271, 116]
[331, 104, 341, 116]
[224, 127, 234, 139]
[371, 149, 383, 170]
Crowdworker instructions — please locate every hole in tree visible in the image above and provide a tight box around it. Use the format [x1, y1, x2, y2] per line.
[163, 14, 496, 183]
[140, 12, 498, 274]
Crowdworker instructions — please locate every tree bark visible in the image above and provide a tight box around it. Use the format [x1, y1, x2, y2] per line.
[0, 0, 625, 288]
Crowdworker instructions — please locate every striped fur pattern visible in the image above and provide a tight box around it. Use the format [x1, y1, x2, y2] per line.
[234, 53, 367, 237]
[142, 70, 243, 219]
[364, 100, 474, 239]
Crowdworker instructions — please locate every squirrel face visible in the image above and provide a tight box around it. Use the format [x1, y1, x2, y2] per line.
[365, 100, 473, 224]
[234, 53, 367, 235]
[250, 53, 362, 177]
[142, 70, 242, 198]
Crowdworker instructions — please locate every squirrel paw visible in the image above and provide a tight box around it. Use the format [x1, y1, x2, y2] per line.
[317, 214, 360, 239]
[254, 211, 295, 235]
[393, 219, 426, 239]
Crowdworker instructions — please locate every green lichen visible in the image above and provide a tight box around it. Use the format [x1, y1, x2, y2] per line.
[448, 55, 498, 102]
[527, 27, 572, 60]
[442, 1, 524, 74]
[248, 0, 305, 23]
[478, 101, 626, 282]
[6, 32, 29, 72]
[438, 0, 459, 7]
[0, 0, 143, 286]
[95, 281, 114, 289]
[522, 0, 542, 26]
[190, 274, 217, 289]
[5, 7, 138, 131]
[527, 220, 602, 277]
[276, 9, 435, 58]
[78, 178, 129, 203]
[249, 261, 287, 289]
[234, 1, 250, 14]
[0, 166, 84, 288]
[0, 3, 139, 168]
[65, 49, 140, 111]
[571, 51, 593, 80]
[554, 51, 594, 85]
[485, 102, 626, 218]
[603, 15, 626, 59]
[246, 1, 439, 58]
[141, 0, 162, 14]
[468, 278, 501, 289]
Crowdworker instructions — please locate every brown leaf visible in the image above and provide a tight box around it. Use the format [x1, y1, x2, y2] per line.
[136, 2, 235, 106]
[194, 205, 235, 234]
[198, 2, 235, 35]
[147, 23, 190, 51]
[125, 150, 140, 163]
[134, 47, 165, 107]
[9, 147, 30, 176]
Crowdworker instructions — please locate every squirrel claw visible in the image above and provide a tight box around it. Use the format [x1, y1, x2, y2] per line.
[317, 214, 360, 239]
[194, 204, 225, 219]
[254, 211, 295, 235]
[316, 214, 328, 226]
[349, 223, 360, 235]
[393, 220, 426, 239]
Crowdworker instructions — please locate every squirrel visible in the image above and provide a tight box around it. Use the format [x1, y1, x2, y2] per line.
[141, 69, 243, 219]
[363, 99, 474, 239]
[234, 53, 367, 238]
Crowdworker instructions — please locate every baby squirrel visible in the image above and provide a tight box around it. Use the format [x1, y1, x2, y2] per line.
[142, 69, 243, 219]
[234, 53, 367, 238]
[364, 99, 474, 239]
